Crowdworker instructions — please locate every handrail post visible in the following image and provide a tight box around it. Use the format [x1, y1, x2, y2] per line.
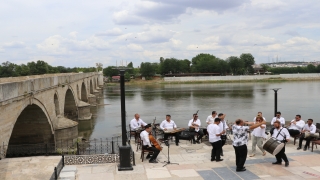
[111, 137, 115, 154]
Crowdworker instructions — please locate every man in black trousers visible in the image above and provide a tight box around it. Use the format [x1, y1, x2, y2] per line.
[232, 119, 266, 172]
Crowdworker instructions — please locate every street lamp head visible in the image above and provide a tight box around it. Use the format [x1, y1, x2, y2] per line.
[271, 88, 281, 92]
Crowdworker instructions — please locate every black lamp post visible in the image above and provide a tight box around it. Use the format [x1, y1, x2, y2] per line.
[116, 69, 133, 171]
[272, 88, 281, 117]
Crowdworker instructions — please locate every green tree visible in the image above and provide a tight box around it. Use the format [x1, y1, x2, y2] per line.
[140, 62, 156, 79]
[0, 61, 19, 77]
[103, 66, 119, 77]
[124, 71, 131, 81]
[226, 56, 244, 75]
[240, 53, 255, 74]
[307, 64, 316, 73]
[35, 60, 49, 74]
[127, 62, 134, 74]
[261, 64, 270, 72]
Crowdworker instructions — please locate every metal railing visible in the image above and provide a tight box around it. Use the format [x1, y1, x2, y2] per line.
[50, 155, 64, 180]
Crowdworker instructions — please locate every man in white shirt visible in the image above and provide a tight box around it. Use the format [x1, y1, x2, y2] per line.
[272, 120, 290, 167]
[188, 114, 203, 144]
[206, 111, 217, 124]
[249, 116, 266, 157]
[287, 114, 305, 136]
[252, 112, 266, 121]
[232, 119, 266, 172]
[140, 124, 160, 163]
[207, 118, 224, 162]
[160, 115, 180, 146]
[218, 113, 228, 156]
[297, 119, 317, 151]
[130, 114, 147, 130]
[270, 111, 285, 135]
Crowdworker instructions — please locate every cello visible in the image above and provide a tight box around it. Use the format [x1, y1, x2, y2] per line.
[149, 132, 162, 151]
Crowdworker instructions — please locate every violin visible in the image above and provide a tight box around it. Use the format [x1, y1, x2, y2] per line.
[149, 132, 162, 151]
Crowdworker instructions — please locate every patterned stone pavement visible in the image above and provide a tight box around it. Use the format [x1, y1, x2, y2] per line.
[71, 137, 320, 180]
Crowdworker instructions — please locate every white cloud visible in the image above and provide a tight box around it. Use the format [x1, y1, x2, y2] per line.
[95, 28, 123, 36]
[2, 41, 26, 49]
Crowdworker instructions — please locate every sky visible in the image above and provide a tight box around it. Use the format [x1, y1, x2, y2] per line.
[1, 0, 320, 68]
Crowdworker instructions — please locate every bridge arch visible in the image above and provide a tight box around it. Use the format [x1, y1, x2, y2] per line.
[9, 101, 54, 145]
[64, 87, 78, 120]
[81, 82, 88, 102]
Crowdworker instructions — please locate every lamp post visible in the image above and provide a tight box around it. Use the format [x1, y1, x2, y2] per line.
[271, 88, 281, 116]
[115, 68, 133, 171]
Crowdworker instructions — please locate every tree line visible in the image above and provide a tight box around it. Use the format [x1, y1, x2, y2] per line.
[263, 64, 320, 74]
[0, 60, 100, 78]
[103, 53, 256, 79]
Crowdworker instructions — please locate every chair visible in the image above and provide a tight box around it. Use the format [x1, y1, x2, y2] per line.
[292, 134, 302, 145]
[140, 140, 154, 162]
[311, 140, 320, 152]
[129, 124, 136, 141]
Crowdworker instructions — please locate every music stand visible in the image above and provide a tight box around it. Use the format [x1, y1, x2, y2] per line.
[163, 140, 179, 167]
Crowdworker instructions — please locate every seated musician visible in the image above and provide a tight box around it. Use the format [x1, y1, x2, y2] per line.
[188, 114, 203, 144]
[297, 119, 316, 151]
[287, 115, 305, 136]
[160, 115, 180, 146]
[130, 113, 147, 130]
[140, 124, 160, 163]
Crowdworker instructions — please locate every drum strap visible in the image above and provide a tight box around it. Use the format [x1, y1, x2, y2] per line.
[276, 128, 287, 145]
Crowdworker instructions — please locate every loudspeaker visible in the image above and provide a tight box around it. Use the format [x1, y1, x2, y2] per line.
[118, 145, 133, 171]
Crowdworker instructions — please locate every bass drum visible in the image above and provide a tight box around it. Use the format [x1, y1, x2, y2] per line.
[263, 137, 284, 156]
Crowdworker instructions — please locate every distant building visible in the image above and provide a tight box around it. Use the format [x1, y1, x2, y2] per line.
[111, 76, 120, 82]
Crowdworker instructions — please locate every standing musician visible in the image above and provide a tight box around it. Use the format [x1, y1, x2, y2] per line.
[270, 112, 285, 136]
[249, 116, 266, 157]
[208, 118, 225, 162]
[160, 115, 180, 146]
[130, 113, 147, 130]
[188, 114, 204, 144]
[206, 111, 218, 124]
[218, 113, 228, 156]
[297, 119, 316, 151]
[140, 124, 160, 163]
[272, 120, 290, 167]
[232, 119, 266, 172]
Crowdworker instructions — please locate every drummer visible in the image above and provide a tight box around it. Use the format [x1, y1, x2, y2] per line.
[297, 119, 316, 151]
[160, 115, 180, 146]
[271, 120, 290, 167]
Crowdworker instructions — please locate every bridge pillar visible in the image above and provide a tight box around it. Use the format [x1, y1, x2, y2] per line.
[78, 101, 92, 120]
[55, 116, 78, 147]
[88, 94, 97, 106]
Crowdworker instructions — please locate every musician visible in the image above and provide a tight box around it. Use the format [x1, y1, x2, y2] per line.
[208, 118, 224, 162]
[188, 114, 203, 144]
[140, 124, 160, 163]
[232, 119, 266, 172]
[287, 115, 305, 136]
[272, 120, 290, 167]
[206, 111, 218, 124]
[218, 113, 228, 156]
[130, 113, 147, 130]
[249, 116, 266, 157]
[252, 112, 266, 121]
[160, 115, 180, 146]
[270, 112, 285, 135]
[297, 119, 316, 151]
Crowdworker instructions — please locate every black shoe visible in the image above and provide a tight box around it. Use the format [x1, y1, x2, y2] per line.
[146, 155, 151, 159]
[211, 158, 216, 162]
[193, 141, 196, 144]
[303, 147, 307, 151]
[216, 159, 223, 162]
[220, 152, 224, 156]
[165, 141, 169, 146]
[149, 160, 158, 163]
[285, 162, 289, 167]
[196, 140, 200, 144]
[297, 147, 301, 150]
[176, 143, 179, 146]
[236, 167, 246, 172]
[272, 161, 282, 165]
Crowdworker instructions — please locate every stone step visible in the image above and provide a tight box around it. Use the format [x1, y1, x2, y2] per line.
[59, 166, 77, 180]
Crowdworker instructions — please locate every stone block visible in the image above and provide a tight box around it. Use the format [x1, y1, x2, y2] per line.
[59, 171, 75, 179]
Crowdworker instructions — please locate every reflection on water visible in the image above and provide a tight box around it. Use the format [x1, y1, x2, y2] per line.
[79, 81, 320, 139]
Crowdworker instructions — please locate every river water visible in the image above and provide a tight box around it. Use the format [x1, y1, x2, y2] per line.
[78, 81, 320, 139]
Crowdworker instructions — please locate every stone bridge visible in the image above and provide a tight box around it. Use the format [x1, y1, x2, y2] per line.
[0, 72, 104, 148]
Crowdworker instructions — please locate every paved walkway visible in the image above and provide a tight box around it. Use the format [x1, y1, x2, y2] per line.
[71, 136, 320, 180]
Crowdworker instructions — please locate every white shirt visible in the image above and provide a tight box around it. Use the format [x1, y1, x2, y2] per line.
[206, 115, 218, 124]
[160, 120, 177, 130]
[252, 122, 266, 138]
[302, 124, 316, 133]
[140, 130, 151, 147]
[272, 127, 290, 141]
[218, 120, 228, 134]
[188, 119, 201, 132]
[130, 118, 147, 130]
[232, 125, 250, 146]
[288, 119, 305, 131]
[253, 116, 266, 121]
[271, 117, 285, 126]
[207, 124, 221, 143]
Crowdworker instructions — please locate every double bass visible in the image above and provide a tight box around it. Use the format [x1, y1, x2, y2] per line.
[149, 132, 162, 151]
